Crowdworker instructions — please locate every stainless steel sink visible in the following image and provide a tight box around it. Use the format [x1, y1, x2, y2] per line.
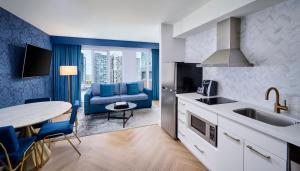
[233, 108, 299, 127]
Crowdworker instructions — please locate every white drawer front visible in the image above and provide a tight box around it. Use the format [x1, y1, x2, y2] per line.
[219, 116, 287, 160]
[186, 128, 216, 170]
[178, 120, 187, 136]
[178, 99, 186, 113]
[244, 141, 286, 171]
[178, 119, 189, 148]
[178, 110, 187, 123]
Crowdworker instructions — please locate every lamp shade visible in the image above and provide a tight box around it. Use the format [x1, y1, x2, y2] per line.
[60, 66, 77, 76]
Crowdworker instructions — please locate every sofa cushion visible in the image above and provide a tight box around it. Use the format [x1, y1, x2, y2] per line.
[91, 83, 120, 96]
[120, 93, 148, 102]
[100, 84, 114, 97]
[120, 83, 127, 94]
[127, 83, 139, 95]
[91, 83, 101, 96]
[120, 81, 144, 94]
[90, 96, 121, 105]
[137, 81, 144, 92]
[113, 83, 120, 95]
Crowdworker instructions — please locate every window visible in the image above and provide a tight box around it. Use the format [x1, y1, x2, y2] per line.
[136, 51, 152, 89]
[81, 46, 152, 100]
[82, 49, 123, 86]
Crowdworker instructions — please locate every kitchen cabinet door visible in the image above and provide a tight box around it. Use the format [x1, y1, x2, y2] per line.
[216, 127, 244, 171]
[244, 141, 286, 171]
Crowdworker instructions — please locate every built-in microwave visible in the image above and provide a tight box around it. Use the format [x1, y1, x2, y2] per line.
[187, 111, 217, 147]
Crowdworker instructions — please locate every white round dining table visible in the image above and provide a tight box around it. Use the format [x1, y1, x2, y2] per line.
[0, 101, 72, 170]
[0, 101, 71, 128]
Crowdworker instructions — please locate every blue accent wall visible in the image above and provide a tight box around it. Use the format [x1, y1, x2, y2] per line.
[0, 7, 52, 108]
[51, 36, 159, 49]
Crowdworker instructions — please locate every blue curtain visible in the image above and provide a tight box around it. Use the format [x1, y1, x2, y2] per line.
[53, 44, 82, 105]
[152, 49, 159, 100]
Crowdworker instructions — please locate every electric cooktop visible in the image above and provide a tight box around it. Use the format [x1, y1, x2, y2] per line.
[196, 97, 237, 105]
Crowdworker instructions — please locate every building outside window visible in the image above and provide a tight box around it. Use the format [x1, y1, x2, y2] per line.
[110, 51, 122, 83]
[94, 51, 109, 83]
[136, 51, 152, 89]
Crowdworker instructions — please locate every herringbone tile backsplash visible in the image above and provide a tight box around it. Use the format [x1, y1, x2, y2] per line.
[185, 0, 300, 115]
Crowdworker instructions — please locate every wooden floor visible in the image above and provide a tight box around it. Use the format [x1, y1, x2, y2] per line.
[41, 125, 207, 171]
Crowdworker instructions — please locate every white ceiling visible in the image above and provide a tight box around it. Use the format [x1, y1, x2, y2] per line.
[0, 0, 209, 42]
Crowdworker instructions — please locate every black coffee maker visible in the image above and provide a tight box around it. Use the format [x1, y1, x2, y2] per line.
[197, 80, 218, 96]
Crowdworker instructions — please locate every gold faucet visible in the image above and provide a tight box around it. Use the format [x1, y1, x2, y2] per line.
[265, 87, 288, 113]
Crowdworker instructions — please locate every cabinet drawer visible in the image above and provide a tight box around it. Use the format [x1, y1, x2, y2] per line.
[178, 99, 186, 113]
[178, 110, 186, 123]
[244, 141, 286, 171]
[178, 120, 187, 136]
[186, 128, 216, 170]
[178, 120, 188, 144]
[178, 133, 189, 148]
[218, 116, 287, 160]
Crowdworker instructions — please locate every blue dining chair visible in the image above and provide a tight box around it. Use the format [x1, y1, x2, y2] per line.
[36, 101, 81, 164]
[25, 97, 51, 129]
[0, 126, 36, 171]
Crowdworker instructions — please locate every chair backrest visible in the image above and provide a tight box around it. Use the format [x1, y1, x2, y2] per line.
[0, 126, 19, 153]
[69, 100, 80, 125]
[25, 97, 51, 104]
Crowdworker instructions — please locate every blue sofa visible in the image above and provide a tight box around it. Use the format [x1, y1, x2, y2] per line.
[84, 82, 152, 115]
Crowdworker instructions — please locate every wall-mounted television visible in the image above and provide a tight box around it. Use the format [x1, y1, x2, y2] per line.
[22, 44, 52, 78]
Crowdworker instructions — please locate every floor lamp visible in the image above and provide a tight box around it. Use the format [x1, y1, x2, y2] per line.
[60, 66, 78, 103]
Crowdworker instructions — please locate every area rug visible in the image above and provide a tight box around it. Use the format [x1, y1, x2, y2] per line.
[76, 103, 160, 137]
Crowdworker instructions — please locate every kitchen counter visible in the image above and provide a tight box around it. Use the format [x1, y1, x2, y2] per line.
[176, 93, 300, 147]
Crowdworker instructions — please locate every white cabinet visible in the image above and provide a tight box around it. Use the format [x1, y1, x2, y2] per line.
[217, 127, 244, 171]
[177, 98, 288, 171]
[177, 99, 217, 170]
[177, 99, 188, 146]
[244, 141, 286, 171]
[217, 116, 287, 171]
[160, 23, 185, 63]
[186, 128, 217, 171]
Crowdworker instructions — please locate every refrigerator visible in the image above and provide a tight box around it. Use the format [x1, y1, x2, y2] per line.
[161, 62, 203, 139]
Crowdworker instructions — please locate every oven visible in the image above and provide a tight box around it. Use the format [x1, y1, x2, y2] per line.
[187, 111, 217, 147]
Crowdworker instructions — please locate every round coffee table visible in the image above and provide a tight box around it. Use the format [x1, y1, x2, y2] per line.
[105, 102, 137, 128]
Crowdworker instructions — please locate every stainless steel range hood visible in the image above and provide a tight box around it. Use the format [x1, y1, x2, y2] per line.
[201, 17, 253, 67]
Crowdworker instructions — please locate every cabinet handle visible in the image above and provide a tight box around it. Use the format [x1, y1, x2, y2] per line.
[178, 111, 185, 115]
[178, 131, 185, 137]
[179, 102, 186, 106]
[224, 132, 240, 143]
[194, 145, 204, 153]
[246, 145, 271, 160]
[178, 119, 185, 124]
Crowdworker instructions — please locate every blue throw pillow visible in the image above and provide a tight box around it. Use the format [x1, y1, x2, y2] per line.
[127, 83, 139, 95]
[100, 84, 114, 97]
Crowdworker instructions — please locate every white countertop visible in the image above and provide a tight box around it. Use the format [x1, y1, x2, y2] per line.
[176, 93, 300, 147]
